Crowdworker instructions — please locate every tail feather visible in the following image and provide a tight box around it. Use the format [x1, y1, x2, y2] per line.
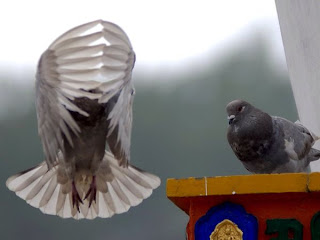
[39, 174, 58, 207]
[116, 178, 143, 206]
[6, 151, 160, 219]
[128, 166, 160, 189]
[7, 163, 48, 192]
[41, 182, 61, 215]
[97, 192, 113, 217]
[58, 193, 73, 218]
[110, 180, 131, 206]
[101, 189, 116, 213]
[26, 169, 55, 202]
[29, 176, 55, 208]
[295, 120, 320, 142]
[113, 168, 145, 199]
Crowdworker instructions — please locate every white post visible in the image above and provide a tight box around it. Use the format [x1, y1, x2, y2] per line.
[275, 0, 320, 171]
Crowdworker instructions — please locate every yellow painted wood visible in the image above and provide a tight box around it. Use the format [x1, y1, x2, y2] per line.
[207, 174, 308, 195]
[166, 173, 316, 198]
[166, 178, 206, 197]
[308, 172, 320, 192]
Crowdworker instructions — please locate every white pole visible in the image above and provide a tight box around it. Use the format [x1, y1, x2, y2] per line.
[275, 0, 320, 171]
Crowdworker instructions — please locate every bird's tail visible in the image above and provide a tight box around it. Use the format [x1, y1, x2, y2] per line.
[295, 120, 320, 142]
[6, 151, 160, 219]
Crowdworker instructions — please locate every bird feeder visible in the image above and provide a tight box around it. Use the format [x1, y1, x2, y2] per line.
[167, 173, 320, 239]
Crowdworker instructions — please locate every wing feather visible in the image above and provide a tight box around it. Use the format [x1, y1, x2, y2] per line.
[49, 20, 101, 49]
[55, 44, 105, 58]
[52, 31, 103, 51]
[106, 84, 134, 166]
[274, 117, 318, 160]
[36, 19, 135, 168]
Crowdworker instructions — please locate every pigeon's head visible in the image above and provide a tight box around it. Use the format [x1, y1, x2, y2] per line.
[226, 99, 252, 125]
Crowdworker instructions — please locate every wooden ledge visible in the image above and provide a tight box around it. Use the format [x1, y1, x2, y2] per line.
[167, 172, 320, 198]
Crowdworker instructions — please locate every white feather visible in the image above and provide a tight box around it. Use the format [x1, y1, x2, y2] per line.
[6, 151, 160, 219]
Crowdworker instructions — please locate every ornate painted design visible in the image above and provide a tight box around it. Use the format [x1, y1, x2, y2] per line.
[210, 219, 243, 240]
[311, 212, 320, 239]
[195, 202, 258, 240]
[265, 219, 303, 239]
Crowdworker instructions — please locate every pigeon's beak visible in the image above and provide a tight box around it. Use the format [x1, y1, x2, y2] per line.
[228, 115, 235, 125]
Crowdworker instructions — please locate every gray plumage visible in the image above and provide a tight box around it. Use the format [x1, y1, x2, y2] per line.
[226, 99, 320, 173]
[6, 20, 160, 219]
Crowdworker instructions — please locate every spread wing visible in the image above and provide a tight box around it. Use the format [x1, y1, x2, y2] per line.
[36, 20, 135, 168]
[274, 117, 319, 160]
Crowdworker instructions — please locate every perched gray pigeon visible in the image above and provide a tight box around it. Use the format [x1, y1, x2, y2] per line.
[6, 20, 160, 219]
[226, 99, 320, 173]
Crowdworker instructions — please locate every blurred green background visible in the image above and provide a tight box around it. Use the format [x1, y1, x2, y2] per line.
[1, 29, 297, 240]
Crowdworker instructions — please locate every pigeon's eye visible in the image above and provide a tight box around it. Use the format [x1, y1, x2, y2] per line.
[238, 106, 245, 112]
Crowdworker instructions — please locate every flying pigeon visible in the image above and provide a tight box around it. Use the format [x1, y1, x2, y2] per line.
[226, 99, 320, 173]
[6, 20, 160, 219]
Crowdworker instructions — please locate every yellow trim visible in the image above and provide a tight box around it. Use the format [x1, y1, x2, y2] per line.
[308, 172, 320, 191]
[166, 177, 206, 197]
[167, 173, 320, 198]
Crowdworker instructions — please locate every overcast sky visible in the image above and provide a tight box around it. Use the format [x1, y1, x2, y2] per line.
[0, 0, 284, 74]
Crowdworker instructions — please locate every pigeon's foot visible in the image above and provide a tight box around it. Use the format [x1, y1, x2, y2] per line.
[72, 180, 83, 212]
[84, 176, 97, 207]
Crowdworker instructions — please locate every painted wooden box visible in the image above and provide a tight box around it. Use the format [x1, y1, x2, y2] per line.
[167, 173, 320, 240]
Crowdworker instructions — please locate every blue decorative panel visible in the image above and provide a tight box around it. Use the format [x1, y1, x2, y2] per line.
[195, 202, 258, 240]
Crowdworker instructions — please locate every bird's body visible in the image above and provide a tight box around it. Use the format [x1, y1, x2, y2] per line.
[227, 100, 320, 173]
[64, 97, 108, 173]
[6, 20, 160, 219]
